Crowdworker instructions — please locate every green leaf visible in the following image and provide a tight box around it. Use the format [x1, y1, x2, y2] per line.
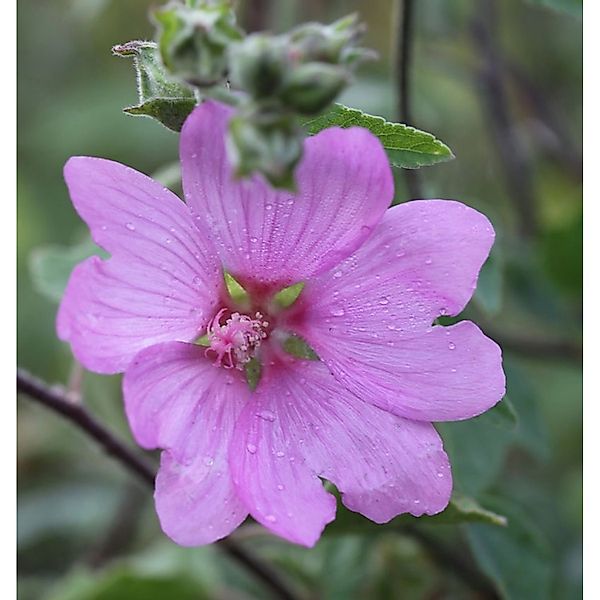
[304, 104, 454, 169]
[29, 238, 106, 303]
[473, 244, 504, 315]
[526, 0, 582, 17]
[329, 492, 507, 534]
[437, 411, 514, 496]
[112, 41, 197, 131]
[483, 396, 518, 430]
[466, 496, 553, 600]
[426, 492, 507, 526]
[46, 567, 210, 600]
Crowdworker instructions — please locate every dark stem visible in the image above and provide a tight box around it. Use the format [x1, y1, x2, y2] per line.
[482, 328, 582, 363]
[471, 0, 538, 240]
[17, 368, 299, 600]
[394, 0, 423, 200]
[403, 526, 500, 599]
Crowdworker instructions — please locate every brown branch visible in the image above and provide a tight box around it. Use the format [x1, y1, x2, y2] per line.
[484, 328, 582, 363]
[17, 368, 299, 600]
[394, 0, 423, 200]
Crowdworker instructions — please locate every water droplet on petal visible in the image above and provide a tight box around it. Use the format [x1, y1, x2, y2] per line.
[333, 271, 343, 279]
[265, 514, 277, 522]
[246, 443, 257, 454]
[448, 342, 456, 350]
[125, 222, 135, 231]
[331, 307, 345, 317]
[379, 296, 389, 306]
[204, 457, 214, 467]
[257, 410, 276, 422]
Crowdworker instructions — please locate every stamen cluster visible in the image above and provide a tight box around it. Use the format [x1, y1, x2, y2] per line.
[206, 308, 268, 370]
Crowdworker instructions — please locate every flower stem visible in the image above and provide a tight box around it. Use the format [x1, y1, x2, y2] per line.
[393, 0, 423, 200]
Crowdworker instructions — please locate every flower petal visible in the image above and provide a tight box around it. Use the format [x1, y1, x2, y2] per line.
[155, 451, 248, 546]
[180, 101, 393, 290]
[123, 342, 249, 545]
[288, 200, 505, 421]
[237, 356, 451, 530]
[229, 383, 337, 547]
[123, 341, 250, 462]
[58, 157, 222, 373]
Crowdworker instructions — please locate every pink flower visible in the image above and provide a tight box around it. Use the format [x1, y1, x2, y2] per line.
[57, 101, 505, 547]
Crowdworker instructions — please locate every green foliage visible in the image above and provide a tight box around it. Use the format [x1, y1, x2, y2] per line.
[46, 568, 210, 600]
[527, 0, 582, 17]
[466, 496, 553, 599]
[304, 104, 455, 169]
[112, 41, 197, 132]
[473, 244, 505, 315]
[29, 238, 105, 303]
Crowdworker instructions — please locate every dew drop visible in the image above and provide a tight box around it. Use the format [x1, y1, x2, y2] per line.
[257, 410, 276, 422]
[378, 297, 390, 305]
[277, 484, 285, 491]
[193, 275, 202, 286]
[448, 342, 456, 350]
[275, 451, 285, 458]
[246, 443, 257, 454]
[265, 514, 277, 523]
[125, 222, 136, 231]
[204, 457, 214, 467]
[331, 307, 345, 317]
[333, 271, 343, 279]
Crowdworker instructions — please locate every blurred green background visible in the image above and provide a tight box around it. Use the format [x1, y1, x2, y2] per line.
[17, 0, 582, 598]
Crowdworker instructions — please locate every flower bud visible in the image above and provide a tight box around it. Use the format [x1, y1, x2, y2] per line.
[229, 34, 287, 99]
[153, 1, 243, 87]
[227, 107, 303, 190]
[279, 62, 348, 115]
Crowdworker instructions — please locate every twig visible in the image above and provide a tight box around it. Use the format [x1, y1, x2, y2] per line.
[17, 368, 299, 600]
[394, 0, 423, 200]
[403, 526, 500, 599]
[471, 0, 538, 240]
[17, 368, 156, 485]
[484, 328, 582, 363]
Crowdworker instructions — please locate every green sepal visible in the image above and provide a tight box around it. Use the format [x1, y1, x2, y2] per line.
[273, 282, 305, 308]
[153, 1, 243, 87]
[223, 271, 248, 304]
[244, 358, 262, 391]
[282, 334, 319, 361]
[112, 40, 197, 131]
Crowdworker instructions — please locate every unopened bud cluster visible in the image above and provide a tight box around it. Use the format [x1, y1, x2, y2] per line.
[140, 0, 374, 188]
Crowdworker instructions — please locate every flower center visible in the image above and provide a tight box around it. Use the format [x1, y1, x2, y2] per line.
[205, 308, 269, 370]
